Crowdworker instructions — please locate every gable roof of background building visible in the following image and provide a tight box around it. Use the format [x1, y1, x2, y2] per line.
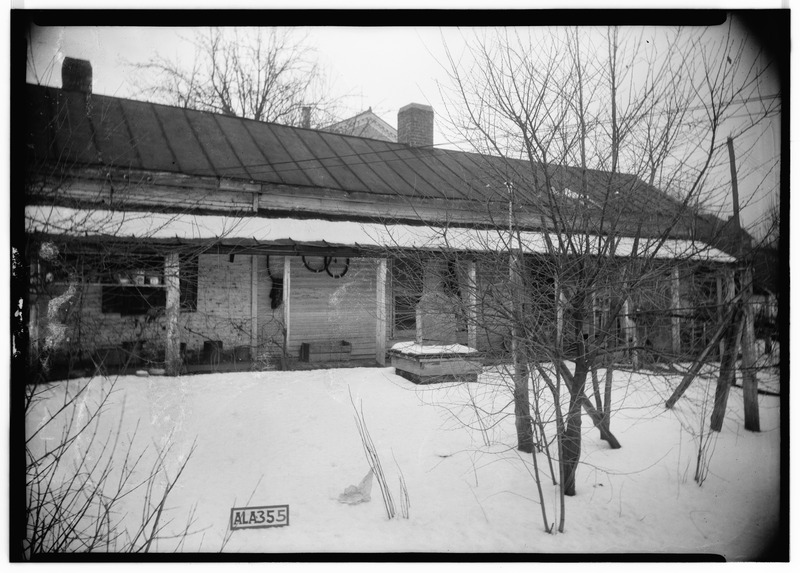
[25, 83, 729, 245]
[321, 108, 397, 142]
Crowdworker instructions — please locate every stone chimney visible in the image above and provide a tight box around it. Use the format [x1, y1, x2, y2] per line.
[398, 103, 433, 148]
[61, 57, 93, 93]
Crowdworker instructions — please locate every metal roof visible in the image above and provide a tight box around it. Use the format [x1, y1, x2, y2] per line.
[25, 84, 702, 222]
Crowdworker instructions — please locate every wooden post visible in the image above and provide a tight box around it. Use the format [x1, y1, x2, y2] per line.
[376, 258, 387, 366]
[671, 266, 681, 358]
[466, 260, 478, 350]
[728, 136, 759, 431]
[251, 255, 258, 358]
[283, 256, 291, 356]
[164, 252, 181, 376]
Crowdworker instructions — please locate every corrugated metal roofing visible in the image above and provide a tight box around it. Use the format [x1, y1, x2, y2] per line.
[25, 83, 702, 225]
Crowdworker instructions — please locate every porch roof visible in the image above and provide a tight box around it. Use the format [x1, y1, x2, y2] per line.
[25, 206, 735, 263]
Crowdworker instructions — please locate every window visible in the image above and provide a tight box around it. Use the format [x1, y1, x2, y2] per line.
[102, 254, 198, 316]
[392, 257, 424, 335]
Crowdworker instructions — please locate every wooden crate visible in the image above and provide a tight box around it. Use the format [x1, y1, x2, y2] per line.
[390, 352, 482, 384]
[299, 340, 352, 363]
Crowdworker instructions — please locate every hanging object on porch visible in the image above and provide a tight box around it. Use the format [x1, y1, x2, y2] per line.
[325, 257, 349, 279]
[301, 255, 350, 279]
[302, 255, 327, 273]
[265, 256, 283, 310]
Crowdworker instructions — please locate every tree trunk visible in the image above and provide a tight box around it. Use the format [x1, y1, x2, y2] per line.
[514, 360, 534, 453]
[603, 364, 614, 433]
[561, 391, 583, 497]
[590, 364, 603, 411]
[740, 266, 760, 432]
[665, 301, 738, 409]
[509, 252, 534, 453]
[710, 303, 745, 432]
[578, 393, 621, 448]
[561, 362, 588, 496]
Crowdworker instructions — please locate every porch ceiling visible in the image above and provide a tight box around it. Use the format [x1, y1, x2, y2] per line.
[25, 205, 735, 263]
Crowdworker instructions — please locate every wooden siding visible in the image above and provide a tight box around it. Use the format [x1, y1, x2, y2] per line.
[257, 255, 286, 359]
[286, 256, 379, 360]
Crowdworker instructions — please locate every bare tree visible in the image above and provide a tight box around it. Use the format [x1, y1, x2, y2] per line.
[130, 27, 346, 127]
[398, 22, 778, 530]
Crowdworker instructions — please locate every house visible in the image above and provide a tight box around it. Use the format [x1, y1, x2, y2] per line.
[23, 58, 737, 379]
[321, 107, 397, 142]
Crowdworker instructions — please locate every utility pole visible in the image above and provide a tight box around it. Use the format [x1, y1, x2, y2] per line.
[727, 136, 760, 432]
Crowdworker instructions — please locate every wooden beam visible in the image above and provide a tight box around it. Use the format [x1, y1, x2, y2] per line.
[164, 252, 181, 376]
[31, 162, 706, 241]
[376, 259, 387, 366]
[251, 255, 259, 357]
[671, 266, 681, 357]
[466, 260, 478, 350]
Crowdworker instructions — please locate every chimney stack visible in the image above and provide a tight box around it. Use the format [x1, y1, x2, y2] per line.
[398, 103, 433, 148]
[62, 57, 93, 93]
[301, 106, 311, 129]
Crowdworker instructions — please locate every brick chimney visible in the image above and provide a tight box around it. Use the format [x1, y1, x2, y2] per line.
[62, 57, 92, 93]
[398, 103, 433, 148]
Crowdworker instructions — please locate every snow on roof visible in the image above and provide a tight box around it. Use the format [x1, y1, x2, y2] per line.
[25, 205, 735, 263]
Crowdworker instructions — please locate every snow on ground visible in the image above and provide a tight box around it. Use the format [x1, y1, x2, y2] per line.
[26, 364, 781, 558]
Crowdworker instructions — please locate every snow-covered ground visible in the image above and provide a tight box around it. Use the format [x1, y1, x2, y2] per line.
[25, 364, 781, 559]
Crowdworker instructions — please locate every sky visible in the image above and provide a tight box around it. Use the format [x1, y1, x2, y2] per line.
[22, 17, 783, 239]
[25, 26, 466, 140]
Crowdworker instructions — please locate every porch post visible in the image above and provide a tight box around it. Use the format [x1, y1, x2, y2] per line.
[251, 255, 258, 358]
[164, 252, 181, 376]
[283, 257, 291, 356]
[671, 266, 681, 358]
[623, 297, 639, 370]
[376, 259, 387, 366]
[466, 260, 478, 350]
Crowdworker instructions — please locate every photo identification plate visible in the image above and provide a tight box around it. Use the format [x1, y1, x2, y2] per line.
[230, 505, 289, 530]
